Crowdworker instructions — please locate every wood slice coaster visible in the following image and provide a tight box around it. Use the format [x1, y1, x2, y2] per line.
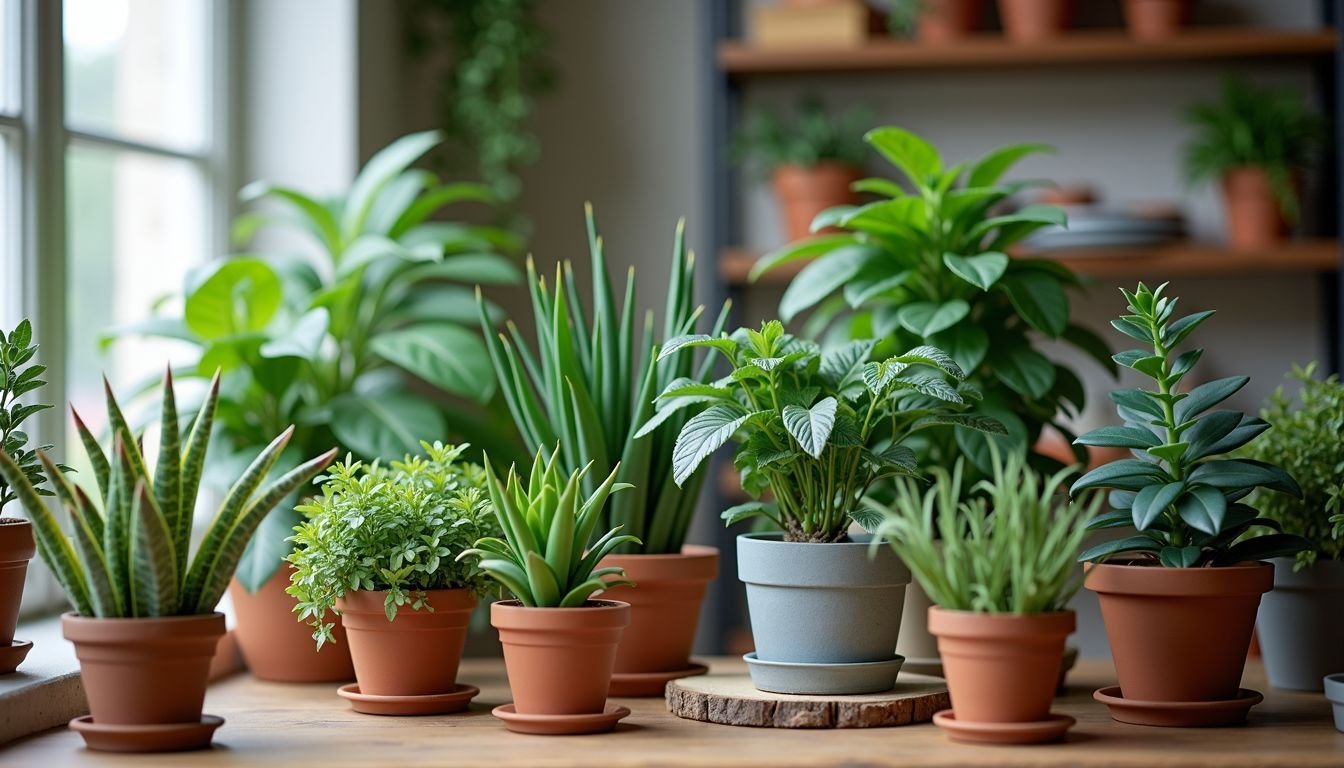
[667, 671, 949, 729]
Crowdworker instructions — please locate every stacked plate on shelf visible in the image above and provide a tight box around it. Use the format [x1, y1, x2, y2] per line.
[1023, 205, 1186, 253]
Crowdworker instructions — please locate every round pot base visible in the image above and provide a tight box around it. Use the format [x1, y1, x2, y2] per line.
[932, 710, 1074, 744]
[492, 703, 630, 735]
[609, 661, 708, 697]
[69, 714, 223, 753]
[744, 652, 904, 695]
[901, 656, 943, 678]
[1093, 686, 1263, 726]
[336, 683, 479, 716]
[0, 639, 32, 674]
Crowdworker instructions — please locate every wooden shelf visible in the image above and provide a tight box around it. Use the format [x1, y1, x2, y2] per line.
[718, 28, 1338, 76]
[720, 239, 1341, 286]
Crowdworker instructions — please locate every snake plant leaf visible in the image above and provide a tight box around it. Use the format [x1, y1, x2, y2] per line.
[70, 408, 109, 501]
[129, 482, 178, 617]
[104, 440, 134, 610]
[0, 449, 94, 616]
[152, 369, 182, 574]
[178, 372, 219, 572]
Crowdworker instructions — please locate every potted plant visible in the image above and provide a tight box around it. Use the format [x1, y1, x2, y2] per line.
[1122, 0, 1192, 40]
[478, 206, 729, 696]
[888, 0, 983, 44]
[1185, 78, 1322, 251]
[874, 449, 1099, 744]
[286, 442, 500, 715]
[996, 0, 1071, 42]
[104, 131, 522, 682]
[459, 448, 638, 735]
[1073, 282, 1309, 727]
[1242, 364, 1344, 692]
[734, 98, 870, 242]
[0, 371, 334, 752]
[658, 321, 1003, 694]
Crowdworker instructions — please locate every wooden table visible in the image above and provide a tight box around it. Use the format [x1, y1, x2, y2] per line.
[5, 658, 1342, 766]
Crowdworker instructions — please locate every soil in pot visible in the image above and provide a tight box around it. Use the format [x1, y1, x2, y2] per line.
[772, 162, 862, 242]
[1256, 558, 1344, 692]
[0, 518, 35, 673]
[1123, 0, 1192, 40]
[917, 0, 982, 43]
[996, 0, 1072, 43]
[1221, 166, 1289, 251]
[337, 588, 476, 697]
[492, 599, 630, 716]
[229, 564, 354, 683]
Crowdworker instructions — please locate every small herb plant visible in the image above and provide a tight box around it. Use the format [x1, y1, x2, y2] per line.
[0, 371, 336, 617]
[0, 320, 61, 513]
[459, 448, 639, 607]
[655, 321, 1004, 543]
[734, 97, 871, 174]
[1242, 364, 1344, 570]
[1073, 282, 1309, 568]
[873, 448, 1100, 613]
[286, 442, 500, 648]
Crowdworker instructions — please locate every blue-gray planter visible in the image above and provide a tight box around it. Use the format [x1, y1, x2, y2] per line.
[738, 532, 910, 667]
[1256, 558, 1344, 692]
[1325, 673, 1344, 732]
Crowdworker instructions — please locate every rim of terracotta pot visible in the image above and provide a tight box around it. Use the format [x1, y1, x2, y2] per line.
[336, 587, 477, 615]
[0, 518, 34, 563]
[491, 599, 630, 631]
[1084, 560, 1272, 597]
[62, 612, 226, 643]
[772, 161, 864, 183]
[927, 606, 1075, 639]
[599, 545, 719, 580]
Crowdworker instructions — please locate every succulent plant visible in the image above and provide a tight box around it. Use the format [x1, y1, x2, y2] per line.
[0, 370, 336, 617]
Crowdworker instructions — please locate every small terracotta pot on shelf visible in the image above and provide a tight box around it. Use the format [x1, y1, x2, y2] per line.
[772, 162, 863, 242]
[0, 518, 35, 674]
[996, 0, 1072, 43]
[1220, 166, 1289, 252]
[229, 564, 354, 683]
[1123, 0, 1192, 40]
[337, 588, 476, 697]
[916, 0, 983, 44]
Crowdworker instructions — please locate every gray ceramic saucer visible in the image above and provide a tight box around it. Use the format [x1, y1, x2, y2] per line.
[743, 652, 905, 695]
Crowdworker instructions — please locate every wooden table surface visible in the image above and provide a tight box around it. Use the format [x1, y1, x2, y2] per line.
[5, 657, 1342, 767]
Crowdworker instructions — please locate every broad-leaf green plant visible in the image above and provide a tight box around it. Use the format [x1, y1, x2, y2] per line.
[286, 441, 500, 648]
[734, 97, 871, 174]
[1073, 282, 1309, 568]
[0, 320, 63, 513]
[0, 371, 336, 617]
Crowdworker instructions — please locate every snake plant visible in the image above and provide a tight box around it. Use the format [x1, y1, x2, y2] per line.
[459, 447, 640, 607]
[477, 205, 730, 553]
[0, 371, 336, 617]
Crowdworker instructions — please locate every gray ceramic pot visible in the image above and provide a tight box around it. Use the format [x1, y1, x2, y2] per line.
[738, 532, 910, 665]
[1325, 673, 1344, 732]
[1256, 557, 1344, 691]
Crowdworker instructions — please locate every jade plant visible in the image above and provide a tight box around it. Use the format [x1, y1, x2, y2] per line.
[1073, 282, 1309, 567]
[752, 127, 1113, 474]
[1242, 364, 1344, 570]
[656, 321, 1004, 543]
[477, 205, 730, 553]
[873, 448, 1100, 613]
[0, 371, 336, 617]
[459, 447, 639, 607]
[0, 320, 61, 513]
[287, 442, 501, 648]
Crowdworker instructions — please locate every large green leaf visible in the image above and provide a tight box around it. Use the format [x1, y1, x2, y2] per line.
[865, 126, 941, 185]
[992, 346, 1056, 400]
[1176, 485, 1227, 535]
[259, 308, 329, 360]
[184, 258, 282, 340]
[782, 397, 837, 459]
[1131, 481, 1184, 530]
[1075, 425, 1161, 450]
[779, 245, 878, 323]
[671, 405, 752, 487]
[750, 234, 859, 282]
[942, 252, 1008, 291]
[1173, 376, 1249, 422]
[1001, 272, 1068, 337]
[966, 143, 1052, 188]
[1071, 459, 1170, 494]
[897, 300, 969, 338]
[329, 392, 447, 461]
[342, 129, 442, 242]
[369, 323, 494, 400]
[929, 324, 988, 375]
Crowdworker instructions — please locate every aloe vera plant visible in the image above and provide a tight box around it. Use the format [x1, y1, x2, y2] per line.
[477, 205, 730, 553]
[0, 371, 336, 617]
[459, 447, 640, 607]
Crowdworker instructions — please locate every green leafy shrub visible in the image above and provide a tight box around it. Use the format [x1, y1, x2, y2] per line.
[0, 371, 335, 617]
[656, 321, 1004, 543]
[873, 448, 1100, 613]
[459, 447, 639, 607]
[752, 127, 1111, 475]
[734, 97, 871, 173]
[0, 320, 62, 513]
[286, 442, 499, 648]
[1073, 282, 1309, 568]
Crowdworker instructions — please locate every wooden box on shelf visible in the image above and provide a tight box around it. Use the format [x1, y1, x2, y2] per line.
[749, 0, 874, 50]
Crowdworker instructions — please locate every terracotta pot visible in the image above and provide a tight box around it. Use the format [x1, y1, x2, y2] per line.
[929, 607, 1074, 723]
[492, 599, 629, 715]
[229, 564, 354, 682]
[63, 612, 225, 725]
[1221, 166, 1288, 251]
[996, 0, 1072, 42]
[337, 588, 475, 696]
[1123, 0, 1192, 40]
[1086, 561, 1272, 702]
[917, 0, 982, 43]
[599, 545, 718, 674]
[772, 162, 863, 242]
[0, 519, 35, 643]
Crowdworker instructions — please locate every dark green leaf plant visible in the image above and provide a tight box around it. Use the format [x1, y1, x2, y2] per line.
[0, 320, 63, 514]
[733, 97, 871, 175]
[1073, 282, 1310, 568]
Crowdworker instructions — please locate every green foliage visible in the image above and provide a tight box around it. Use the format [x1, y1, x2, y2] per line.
[286, 442, 500, 648]
[657, 321, 1004, 543]
[873, 448, 1100, 613]
[459, 447, 639, 607]
[1242, 364, 1344, 569]
[479, 206, 730, 554]
[885, 0, 920, 36]
[0, 320, 62, 514]
[753, 127, 1109, 476]
[734, 97, 871, 174]
[0, 371, 336, 617]
[1073, 282, 1309, 568]
[103, 131, 524, 591]
[1184, 77, 1322, 221]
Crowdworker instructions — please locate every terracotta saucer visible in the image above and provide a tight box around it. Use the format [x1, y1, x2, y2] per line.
[492, 703, 631, 735]
[932, 710, 1075, 745]
[69, 714, 223, 753]
[1093, 686, 1263, 727]
[337, 683, 480, 716]
[610, 661, 709, 697]
[0, 639, 32, 674]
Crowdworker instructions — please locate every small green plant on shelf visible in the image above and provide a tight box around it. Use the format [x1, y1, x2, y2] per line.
[286, 442, 501, 648]
[458, 447, 639, 607]
[0, 371, 336, 617]
[873, 448, 1100, 613]
[0, 320, 62, 513]
[655, 321, 1004, 543]
[1241, 364, 1344, 570]
[733, 97, 871, 174]
[1072, 282, 1310, 567]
